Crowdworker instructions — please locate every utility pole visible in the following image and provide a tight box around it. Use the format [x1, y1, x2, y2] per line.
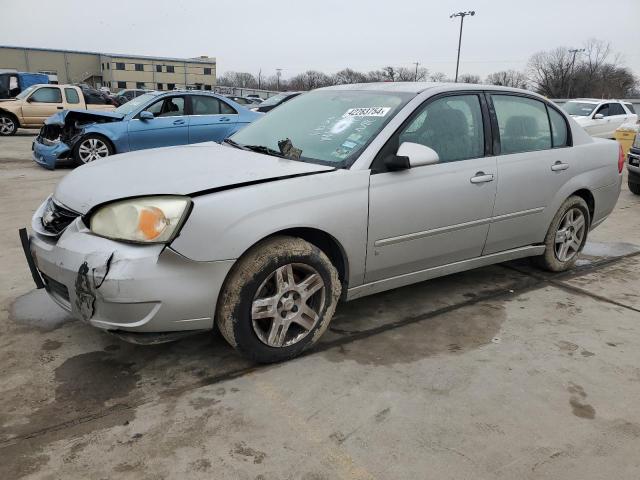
[450, 10, 475, 82]
[567, 48, 585, 99]
[413, 62, 420, 81]
[276, 68, 282, 91]
[258, 68, 262, 90]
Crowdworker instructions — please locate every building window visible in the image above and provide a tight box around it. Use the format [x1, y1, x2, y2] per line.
[156, 65, 162, 73]
[157, 83, 163, 90]
[135, 64, 144, 72]
[107, 63, 110, 69]
[166, 65, 175, 73]
[204, 67, 212, 75]
[136, 82, 146, 89]
[167, 83, 175, 90]
[117, 81, 127, 89]
[204, 85, 212, 90]
[116, 62, 125, 70]
[101, 63, 104, 70]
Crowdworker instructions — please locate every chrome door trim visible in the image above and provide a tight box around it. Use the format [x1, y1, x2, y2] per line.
[374, 207, 545, 248]
[347, 245, 545, 301]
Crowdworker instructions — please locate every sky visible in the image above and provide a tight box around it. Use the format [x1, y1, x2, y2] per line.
[1, 0, 638, 80]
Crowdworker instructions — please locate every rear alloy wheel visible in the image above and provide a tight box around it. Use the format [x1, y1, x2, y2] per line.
[217, 236, 341, 363]
[0, 114, 18, 136]
[74, 135, 113, 165]
[535, 196, 590, 272]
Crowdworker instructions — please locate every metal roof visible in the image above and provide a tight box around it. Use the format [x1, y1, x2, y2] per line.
[0, 45, 216, 64]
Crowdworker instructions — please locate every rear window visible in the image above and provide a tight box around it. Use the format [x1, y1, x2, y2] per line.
[65, 88, 80, 104]
[548, 108, 569, 148]
[492, 95, 552, 154]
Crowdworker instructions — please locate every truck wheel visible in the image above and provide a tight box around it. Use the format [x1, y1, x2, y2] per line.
[534, 196, 590, 272]
[629, 179, 640, 195]
[217, 236, 341, 363]
[0, 113, 18, 136]
[73, 134, 113, 165]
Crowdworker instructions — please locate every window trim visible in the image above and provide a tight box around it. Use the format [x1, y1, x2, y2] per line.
[135, 95, 186, 119]
[485, 91, 572, 155]
[186, 94, 238, 116]
[27, 86, 63, 104]
[371, 91, 492, 173]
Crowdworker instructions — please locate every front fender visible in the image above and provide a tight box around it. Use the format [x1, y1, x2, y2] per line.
[81, 123, 129, 153]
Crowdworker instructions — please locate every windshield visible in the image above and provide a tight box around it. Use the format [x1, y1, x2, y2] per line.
[114, 93, 159, 115]
[15, 85, 36, 100]
[259, 92, 292, 107]
[562, 102, 597, 117]
[230, 90, 413, 167]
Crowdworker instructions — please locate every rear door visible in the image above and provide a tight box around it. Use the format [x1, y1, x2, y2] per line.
[483, 93, 572, 254]
[366, 93, 497, 282]
[127, 95, 189, 150]
[606, 102, 629, 134]
[21, 86, 65, 126]
[187, 95, 238, 143]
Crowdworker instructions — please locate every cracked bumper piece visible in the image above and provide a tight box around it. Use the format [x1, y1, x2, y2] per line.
[28, 218, 235, 333]
[32, 140, 71, 170]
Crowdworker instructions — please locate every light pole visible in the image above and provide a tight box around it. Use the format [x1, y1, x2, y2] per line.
[413, 62, 420, 81]
[567, 48, 585, 99]
[276, 68, 282, 91]
[450, 10, 475, 82]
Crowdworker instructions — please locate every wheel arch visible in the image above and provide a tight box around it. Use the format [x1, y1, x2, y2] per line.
[76, 131, 117, 154]
[570, 188, 595, 224]
[0, 108, 20, 127]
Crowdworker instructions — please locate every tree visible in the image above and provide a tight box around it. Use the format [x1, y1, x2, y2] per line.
[333, 68, 367, 85]
[485, 70, 529, 89]
[395, 66, 429, 82]
[429, 72, 450, 82]
[288, 70, 334, 90]
[217, 71, 258, 88]
[458, 73, 481, 84]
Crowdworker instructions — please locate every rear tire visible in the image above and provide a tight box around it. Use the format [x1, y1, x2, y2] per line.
[73, 134, 113, 165]
[0, 113, 18, 136]
[629, 179, 640, 195]
[216, 236, 341, 363]
[534, 196, 590, 272]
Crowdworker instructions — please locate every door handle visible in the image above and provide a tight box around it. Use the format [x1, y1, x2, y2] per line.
[551, 161, 569, 172]
[57, 106, 63, 109]
[219, 117, 230, 122]
[172, 119, 185, 125]
[470, 172, 494, 184]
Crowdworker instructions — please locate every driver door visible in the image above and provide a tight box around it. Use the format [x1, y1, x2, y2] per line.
[21, 86, 65, 126]
[366, 93, 497, 283]
[128, 95, 189, 151]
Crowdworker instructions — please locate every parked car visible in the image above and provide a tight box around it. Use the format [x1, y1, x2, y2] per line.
[627, 133, 640, 194]
[226, 95, 257, 106]
[22, 83, 622, 363]
[32, 90, 262, 169]
[562, 99, 638, 138]
[115, 89, 153, 105]
[250, 91, 301, 112]
[0, 71, 50, 99]
[0, 84, 115, 136]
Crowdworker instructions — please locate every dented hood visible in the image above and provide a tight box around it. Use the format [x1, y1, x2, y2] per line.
[45, 109, 124, 126]
[54, 142, 335, 213]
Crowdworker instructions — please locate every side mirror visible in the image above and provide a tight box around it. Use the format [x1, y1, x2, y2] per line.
[594, 113, 604, 120]
[26, 96, 34, 103]
[387, 142, 440, 170]
[139, 111, 154, 120]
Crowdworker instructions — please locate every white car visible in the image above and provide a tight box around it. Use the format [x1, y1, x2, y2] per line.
[563, 99, 637, 139]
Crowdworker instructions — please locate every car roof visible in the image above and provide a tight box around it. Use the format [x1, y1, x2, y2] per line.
[317, 82, 533, 95]
[570, 98, 623, 104]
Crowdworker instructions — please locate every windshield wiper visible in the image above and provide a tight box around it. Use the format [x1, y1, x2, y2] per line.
[222, 138, 250, 150]
[243, 144, 286, 158]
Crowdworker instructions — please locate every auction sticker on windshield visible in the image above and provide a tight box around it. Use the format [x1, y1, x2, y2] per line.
[343, 107, 391, 118]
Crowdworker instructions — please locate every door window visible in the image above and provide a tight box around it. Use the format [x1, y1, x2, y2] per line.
[595, 104, 610, 117]
[145, 96, 185, 117]
[608, 103, 625, 116]
[548, 107, 569, 148]
[29, 87, 62, 103]
[65, 88, 80, 104]
[191, 95, 222, 115]
[399, 94, 485, 162]
[492, 95, 551, 154]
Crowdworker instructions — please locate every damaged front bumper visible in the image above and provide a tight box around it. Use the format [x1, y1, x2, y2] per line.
[32, 139, 71, 170]
[24, 217, 235, 334]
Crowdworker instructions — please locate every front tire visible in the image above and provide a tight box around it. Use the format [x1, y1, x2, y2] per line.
[629, 178, 640, 195]
[73, 134, 113, 165]
[0, 113, 18, 136]
[535, 196, 590, 272]
[216, 236, 341, 363]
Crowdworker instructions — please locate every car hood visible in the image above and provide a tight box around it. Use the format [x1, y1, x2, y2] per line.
[45, 109, 125, 126]
[54, 142, 335, 213]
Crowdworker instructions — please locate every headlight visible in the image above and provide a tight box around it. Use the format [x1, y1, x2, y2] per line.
[90, 196, 191, 243]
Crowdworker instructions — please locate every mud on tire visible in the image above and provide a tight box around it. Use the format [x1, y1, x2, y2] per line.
[216, 235, 341, 363]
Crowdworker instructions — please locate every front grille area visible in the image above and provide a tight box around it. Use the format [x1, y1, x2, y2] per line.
[41, 273, 70, 303]
[41, 198, 80, 235]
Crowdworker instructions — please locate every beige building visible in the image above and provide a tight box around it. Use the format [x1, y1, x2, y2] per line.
[0, 46, 216, 92]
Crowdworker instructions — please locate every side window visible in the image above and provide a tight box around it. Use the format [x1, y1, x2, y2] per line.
[29, 87, 62, 103]
[398, 94, 484, 163]
[65, 88, 80, 104]
[548, 108, 569, 148]
[596, 104, 610, 117]
[191, 95, 221, 115]
[608, 103, 625, 116]
[145, 96, 185, 117]
[492, 95, 551, 154]
[220, 101, 237, 115]
[624, 103, 636, 115]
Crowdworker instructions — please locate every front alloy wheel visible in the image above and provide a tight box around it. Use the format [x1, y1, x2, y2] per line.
[217, 236, 341, 363]
[0, 114, 17, 136]
[554, 207, 586, 262]
[75, 135, 112, 164]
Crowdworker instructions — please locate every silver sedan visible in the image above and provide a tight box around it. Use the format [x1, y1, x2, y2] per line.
[23, 83, 622, 363]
